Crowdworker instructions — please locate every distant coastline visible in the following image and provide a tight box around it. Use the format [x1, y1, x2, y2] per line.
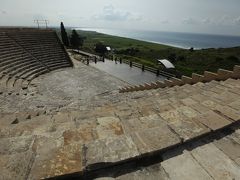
[75, 27, 240, 49]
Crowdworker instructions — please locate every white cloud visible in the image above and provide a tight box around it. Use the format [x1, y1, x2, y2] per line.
[182, 18, 198, 25]
[93, 5, 142, 22]
[202, 18, 212, 24]
[217, 15, 232, 25]
[234, 16, 240, 25]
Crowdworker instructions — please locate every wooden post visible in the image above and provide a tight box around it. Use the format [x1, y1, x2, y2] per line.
[142, 65, 145, 71]
[156, 69, 160, 76]
[94, 56, 97, 64]
[120, 58, 122, 64]
[87, 58, 89, 65]
[130, 61, 132, 67]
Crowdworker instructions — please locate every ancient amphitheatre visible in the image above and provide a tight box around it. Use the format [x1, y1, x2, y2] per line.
[0, 28, 240, 180]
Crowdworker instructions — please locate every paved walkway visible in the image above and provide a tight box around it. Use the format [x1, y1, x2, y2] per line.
[91, 59, 166, 85]
[73, 50, 167, 85]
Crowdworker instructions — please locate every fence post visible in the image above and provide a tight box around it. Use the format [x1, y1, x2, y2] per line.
[142, 65, 145, 71]
[156, 69, 160, 76]
[94, 56, 97, 64]
[130, 61, 133, 67]
[87, 58, 89, 65]
[120, 58, 122, 64]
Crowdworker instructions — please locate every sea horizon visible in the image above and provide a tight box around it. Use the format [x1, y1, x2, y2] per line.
[75, 27, 240, 49]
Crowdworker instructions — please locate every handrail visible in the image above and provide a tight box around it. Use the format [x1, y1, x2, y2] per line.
[53, 31, 74, 67]
[71, 50, 176, 78]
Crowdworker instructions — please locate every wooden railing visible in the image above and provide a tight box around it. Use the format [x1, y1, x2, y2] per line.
[71, 50, 176, 78]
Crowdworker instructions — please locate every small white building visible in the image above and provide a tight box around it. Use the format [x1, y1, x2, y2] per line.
[106, 46, 111, 51]
[157, 59, 175, 69]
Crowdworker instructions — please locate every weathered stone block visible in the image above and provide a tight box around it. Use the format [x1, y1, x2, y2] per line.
[85, 135, 139, 170]
[162, 150, 212, 180]
[0, 150, 35, 180]
[217, 69, 233, 80]
[194, 111, 232, 131]
[96, 116, 124, 139]
[203, 71, 218, 82]
[214, 136, 240, 166]
[0, 135, 34, 155]
[191, 142, 240, 180]
[29, 143, 83, 179]
[176, 106, 199, 118]
[192, 73, 204, 83]
[181, 75, 193, 84]
[214, 105, 240, 122]
[130, 126, 181, 155]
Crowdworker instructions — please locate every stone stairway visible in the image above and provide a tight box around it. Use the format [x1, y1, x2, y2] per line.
[119, 65, 240, 93]
[0, 78, 239, 179]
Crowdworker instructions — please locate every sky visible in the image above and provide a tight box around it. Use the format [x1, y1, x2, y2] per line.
[0, 0, 240, 36]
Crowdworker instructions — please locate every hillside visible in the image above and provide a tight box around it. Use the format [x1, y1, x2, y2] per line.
[71, 30, 240, 76]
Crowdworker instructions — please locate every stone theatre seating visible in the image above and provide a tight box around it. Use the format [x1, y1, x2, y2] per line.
[0, 28, 73, 93]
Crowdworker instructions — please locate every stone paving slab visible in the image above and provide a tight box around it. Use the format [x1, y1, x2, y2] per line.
[190, 142, 240, 180]
[159, 109, 186, 124]
[176, 106, 199, 118]
[116, 164, 169, 180]
[227, 129, 240, 145]
[0, 116, 54, 138]
[161, 150, 212, 180]
[194, 111, 232, 131]
[159, 107, 210, 141]
[0, 135, 34, 155]
[168, 117, 210, 141]
[0, 114, 17, 126]
[96, 117, 124, 139]
[214, 136, 240, 166]
[229, 99, 240, 111]
[181, 97, 198, 106]
[121, 114, 165, 134]
[85, 135, 139, 171]
[214, 105, 240, 122]
[130, 126, 181, 155]
[0, 150, 35, 180]
[63, 121, 97, 146]
[190, 103, 211, 114]
[28, 135, 83, 179]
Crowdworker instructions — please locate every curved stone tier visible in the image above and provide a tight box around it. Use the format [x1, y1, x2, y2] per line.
[0, 28, 73, 94]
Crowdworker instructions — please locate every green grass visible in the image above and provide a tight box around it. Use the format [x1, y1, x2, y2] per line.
[61, 29, 240, 76]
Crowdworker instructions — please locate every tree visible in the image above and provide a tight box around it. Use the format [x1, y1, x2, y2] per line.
[70, 30, 84, 49]
[189, 47, 194, 52]
[95, 42, 107, 56]
[60, 22, 69, 47]
[168, 53, 176, 63]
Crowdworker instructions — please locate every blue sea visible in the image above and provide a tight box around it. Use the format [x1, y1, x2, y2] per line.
[76, 27, 240, 49]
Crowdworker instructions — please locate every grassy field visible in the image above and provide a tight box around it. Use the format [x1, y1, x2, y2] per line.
[65, 29, 240, 76]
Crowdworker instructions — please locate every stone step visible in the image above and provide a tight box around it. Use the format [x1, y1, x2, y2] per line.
[190, 141, 240, 180]
[162, 150, 213, 180]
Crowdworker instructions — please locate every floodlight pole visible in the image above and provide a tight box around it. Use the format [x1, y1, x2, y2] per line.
[34, 20, 49, 29]
[34, 20, 40, 29]
[45, 20, 49, 29]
